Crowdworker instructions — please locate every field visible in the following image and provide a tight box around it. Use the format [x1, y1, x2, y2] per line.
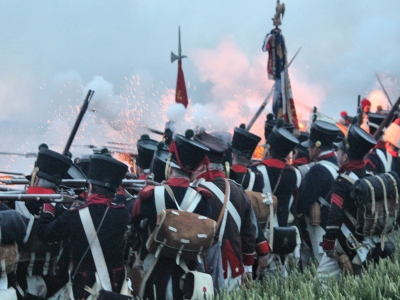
[215, 233, 400, 300]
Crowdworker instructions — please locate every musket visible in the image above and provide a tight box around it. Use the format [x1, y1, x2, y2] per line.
[246, 46, 302, 131]
[62, 90, 95, 156]
[0, 194, 76, 203]
[0, 178, 150, 189]
[373, 95, 400, 141]
[375, 72, 393, 107]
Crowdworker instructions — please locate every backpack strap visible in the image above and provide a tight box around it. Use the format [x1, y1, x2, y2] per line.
[180, 188, 202, 213]
[161, 184, 203, 213]
[293, 167, 302, 188]
[154, 186, 167, 213]
[196, 179, 241, 231]
[376, 149, 391, 172]
[256, 165, 271, 193]
[245, 169, 256, 191]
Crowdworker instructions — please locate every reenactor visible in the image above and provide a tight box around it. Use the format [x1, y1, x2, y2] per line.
[297, 120, 340, 263]
[194, 132, 270, 290]
[319, 125, 377, 280]
[131, 131, 213, 299]
[38, 154, 130, 299]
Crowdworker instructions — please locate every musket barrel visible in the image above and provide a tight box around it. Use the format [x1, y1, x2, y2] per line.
[0, 194, 76, 203]
[63, 90, 94, 156]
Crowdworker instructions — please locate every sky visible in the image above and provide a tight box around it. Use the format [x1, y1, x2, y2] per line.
[0, 0, 400, 173]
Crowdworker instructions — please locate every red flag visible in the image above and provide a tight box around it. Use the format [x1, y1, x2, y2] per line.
[175, 60, 188, 108]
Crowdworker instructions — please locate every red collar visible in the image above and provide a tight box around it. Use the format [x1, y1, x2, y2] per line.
[196, 170, 226, 181]
[27, 186, 55, 194]
[292, 157, 310, 167]
[375, 140, 386, 149]
[387, 147, 398, 158]
[86, 194, 113, 206]
[338, 160, 365, 174]
[261, 158, 286, 169]
[165, 177, 191, 188]
[231, 164, 247, 173]
[316, 151, 336, 162]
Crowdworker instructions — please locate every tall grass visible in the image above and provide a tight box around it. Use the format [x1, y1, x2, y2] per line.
[215, 234, 400, 299]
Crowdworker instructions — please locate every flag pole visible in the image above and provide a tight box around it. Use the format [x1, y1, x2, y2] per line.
[246, 47, 301, 131]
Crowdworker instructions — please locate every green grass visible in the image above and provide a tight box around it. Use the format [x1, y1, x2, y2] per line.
[215, 233, 400, 299]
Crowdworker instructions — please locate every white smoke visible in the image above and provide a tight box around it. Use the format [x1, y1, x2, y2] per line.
[166, 103, 186, 122]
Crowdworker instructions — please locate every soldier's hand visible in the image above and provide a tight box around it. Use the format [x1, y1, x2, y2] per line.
[256, 254, 271, 276]
[242, 272, 253, 285]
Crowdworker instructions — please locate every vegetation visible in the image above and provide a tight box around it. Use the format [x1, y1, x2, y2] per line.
[215, 234, 400, 299]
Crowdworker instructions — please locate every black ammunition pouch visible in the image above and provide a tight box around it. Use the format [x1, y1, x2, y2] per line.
[272, 226, 297, 255]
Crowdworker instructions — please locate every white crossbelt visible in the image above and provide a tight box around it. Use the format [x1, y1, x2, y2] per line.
[376, 149, 392, 173]
[79, 207, 112, 292]
[195, 179, 241, 231]
[155, 186, 202, 213]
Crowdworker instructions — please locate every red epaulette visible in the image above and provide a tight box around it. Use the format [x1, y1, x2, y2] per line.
[138, 185, 156, 201]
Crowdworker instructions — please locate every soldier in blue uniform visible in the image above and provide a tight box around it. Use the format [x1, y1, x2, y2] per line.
[39, 154, 130, 299]
[131, 131, 212, 300]
[230, 125, 264, 193]
[257, 124, 299, 276]
[297, 120, 340, 263]
[319, 125, 376, 280]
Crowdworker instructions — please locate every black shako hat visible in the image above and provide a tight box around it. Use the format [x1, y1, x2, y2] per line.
[88, 154, 128, 191]
[32, 148, 72, 185]
[74, 156, 91, 177]
[295, 131, 310, 158]
[267, 127, 299, 160]
[334, 125, 376, 160]
[150, 142, 169, 183]
[136, 136, 158, 169]
[301, 120, 340, 150]
[368, 113, 387, 135]
[194, 131, 228, 164]
[231, 127, 261, 159]
[168, 132, 210, 172]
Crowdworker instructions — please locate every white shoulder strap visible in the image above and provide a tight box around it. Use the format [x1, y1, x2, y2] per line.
[79, 207, 112, 292]
[245, 169, 255, 191]
[317, 160, 339, 180]
[376, 149, 391, 172]
[293, 167, 302, 188]
[199, 181, 241, 231]
[256, 164, 272, 194]
[154, 186, 167, 213]
[180, 188, 202, 213]
[340, 172, 359, 184]
[14, 201, 35, 243]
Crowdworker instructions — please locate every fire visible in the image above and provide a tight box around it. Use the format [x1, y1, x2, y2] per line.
[252, 145, 265, 160]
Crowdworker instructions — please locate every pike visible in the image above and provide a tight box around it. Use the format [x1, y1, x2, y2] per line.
[247, 46, 302, 131]
[170, 26, 187, 63]
[375, 72, 393, 107]
[62, 89, 95, 156]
